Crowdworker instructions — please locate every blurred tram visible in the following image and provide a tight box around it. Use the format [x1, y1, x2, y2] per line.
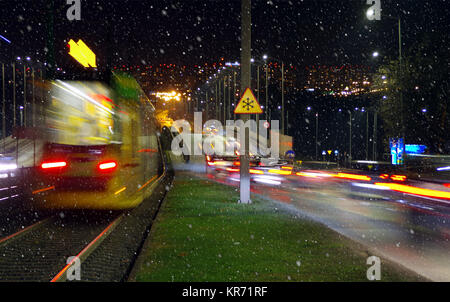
[31, 71, 164, 209]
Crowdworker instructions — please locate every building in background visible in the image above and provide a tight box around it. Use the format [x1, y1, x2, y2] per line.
[305, 64, 373, 97]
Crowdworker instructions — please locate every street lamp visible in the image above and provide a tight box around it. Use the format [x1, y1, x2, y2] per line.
[19, 106, 24, 126]
[263, 54, 269, 122]
[366, 10, 403, 140]
[264, 56, 285, 135]
[307, 106, 319, 160]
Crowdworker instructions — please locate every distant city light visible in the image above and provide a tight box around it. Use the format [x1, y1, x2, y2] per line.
[372, 51, 379, 57]
[307, 106, 311, 111]
[422, 108, 427, 113]
[225, 62, 240, 67]
[262, 54, 268, 60]
[154, 91, 182, 102]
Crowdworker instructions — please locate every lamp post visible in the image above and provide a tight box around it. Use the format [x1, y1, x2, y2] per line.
[19, 106, 24, 126]
[307, 106, 318, 160]
[364, 108, 369, 160]
[263, 55, 269, 122]
[223, 75, 226, 124]
[349, 110, 352, 165]
[23, 65, 26, 127]
[315, 112, 318, 160]
[373, 111, 377, 160]
[205, 90, 209, 121]
[2, 63, 5, 141]
[366, 9, 403, 140]
[281, 62, 284, 136]
[256, 64, 260, 129]
[215, 80, 218, 120]
[262, 56, 285, 134]
[233, 70, 236, 121]
[12, 62, 16, 127]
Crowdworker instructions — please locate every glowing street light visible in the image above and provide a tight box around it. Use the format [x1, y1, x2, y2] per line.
[366, 8, 375, 19]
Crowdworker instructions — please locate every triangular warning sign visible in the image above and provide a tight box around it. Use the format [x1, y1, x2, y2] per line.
[234, 88, 263, 114]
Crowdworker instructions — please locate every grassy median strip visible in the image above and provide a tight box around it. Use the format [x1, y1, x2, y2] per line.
[134, 173, 423, 282]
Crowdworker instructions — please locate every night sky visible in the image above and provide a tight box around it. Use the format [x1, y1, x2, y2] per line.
[1, 0, 448, 67]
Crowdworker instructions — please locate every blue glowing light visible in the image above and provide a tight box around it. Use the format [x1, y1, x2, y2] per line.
[0, 35, 11, 44]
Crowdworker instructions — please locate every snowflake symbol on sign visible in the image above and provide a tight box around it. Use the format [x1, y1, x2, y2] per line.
[243, 98, 254, 111]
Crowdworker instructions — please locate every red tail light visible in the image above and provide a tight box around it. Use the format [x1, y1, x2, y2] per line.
[98, 161, 117, 172]
[390, 175, 407, 181]
[41, 161, 67, 169]
[337, 173, 371, 181]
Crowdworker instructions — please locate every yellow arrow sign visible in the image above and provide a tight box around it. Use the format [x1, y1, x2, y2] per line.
[68, 39, 97, 68]
[234, 88, 263, 114]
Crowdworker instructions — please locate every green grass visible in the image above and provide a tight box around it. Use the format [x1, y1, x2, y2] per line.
[134, 173, 424, 282]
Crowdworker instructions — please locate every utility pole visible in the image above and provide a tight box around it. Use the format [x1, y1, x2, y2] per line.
[32, 68, 35, 127]
[223, 76, 226, 124]
[265, 64, 269, 122]
[366, 110, 369, 160]
[281, 63, 284, 136]
[218, 80, 222, 122]
[349, 111, 352, 165]
[205, 91, 208, 121]
[233, 71, 236, 121]
[239, 0, 251, 204]
[215, 81, 218, 120]
[398, 18, 403, 139]
[197, 92, 200, 113]
[2, 63, 5, 141]
[373, 111, 377, 161]
[256, 65, 260, 135]
[23, 65, 26, 127]
[227, 75, 231, 122]
[13, 63, 16, 128]
[315, 113, 318, 160]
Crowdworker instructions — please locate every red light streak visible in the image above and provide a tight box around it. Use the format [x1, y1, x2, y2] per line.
[374, 183, 450, 200]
